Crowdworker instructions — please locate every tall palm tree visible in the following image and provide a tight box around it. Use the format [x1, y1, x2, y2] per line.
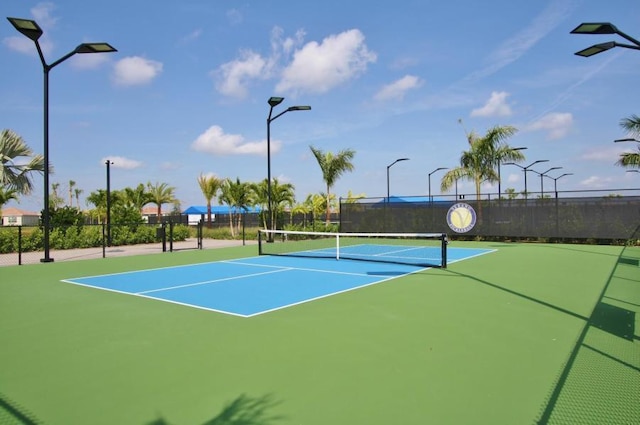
[250, 179, 269, 229]
[197, 173, 222, 228]
[0, 129, 45, 195]
[50, 182, 64, 208]
[68, 180, 76, 206]
[309, 145, 355, 224]
[74, 188, 83, 208]
[441, 124, 522, 218]
[146, 181, 176, 219]
[270, 179, 295, 230]
[218, 177, 253, 236]
[616, 114, 640, 168]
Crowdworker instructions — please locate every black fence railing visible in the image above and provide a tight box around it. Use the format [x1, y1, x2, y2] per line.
[0, 221, 202, 266]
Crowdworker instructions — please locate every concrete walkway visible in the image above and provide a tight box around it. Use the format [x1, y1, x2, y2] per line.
[0, 238, 257, 267]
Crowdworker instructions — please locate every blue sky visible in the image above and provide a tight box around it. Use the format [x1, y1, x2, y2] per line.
[2, 0, 639, 213]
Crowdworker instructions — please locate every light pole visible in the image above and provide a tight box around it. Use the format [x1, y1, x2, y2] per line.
[530, 167, 562, 198]
[428, 167, 447, 202]
[386, 158, 409, 201]
[545, 173, 573, 198]
[266, 97, 310, 239]
[571, 22, 640, 57]
[8, 17, 116, 262]
[504, 160, 549, 199]
[105, 160, 113, 246]
[614, 138, 640, 143]
[498, 147, 527, 200]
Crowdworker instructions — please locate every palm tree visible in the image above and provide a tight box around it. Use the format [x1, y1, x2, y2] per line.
[50, 182, 64, 208]
[441, 124, 522, 219]
[309, 145, 355, 224]
[146, 181, 176, 219]
[250, 179, 269, 229]
[219, 177, 253, 236]
[616, 114, 640, 168]
[290, 201, 311, 226]
[86, 189, 108, 223]
[68, 180, 76, 206]
[197, 173, 222, 228]
[0, 186, 19, 218]
[122, 184, 152, 211]
[0, 129, 45, 195]
[74, 188, 83, 208]
[272, 181, 296, 228]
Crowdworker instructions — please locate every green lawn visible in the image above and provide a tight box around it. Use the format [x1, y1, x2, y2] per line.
[1, 241, 638, 425]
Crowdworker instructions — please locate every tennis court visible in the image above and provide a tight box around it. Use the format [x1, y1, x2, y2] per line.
[0, 238, 638, 424]
[62, 244, 493, 317]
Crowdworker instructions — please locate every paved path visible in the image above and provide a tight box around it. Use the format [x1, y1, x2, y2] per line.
[0, 238, 256, 267]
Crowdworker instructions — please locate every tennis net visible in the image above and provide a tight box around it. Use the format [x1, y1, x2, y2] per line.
[258, 230, 447, 268]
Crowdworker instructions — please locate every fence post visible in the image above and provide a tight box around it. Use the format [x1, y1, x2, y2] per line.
[18, 226, 22, 266]
[102, 223, 106, 258]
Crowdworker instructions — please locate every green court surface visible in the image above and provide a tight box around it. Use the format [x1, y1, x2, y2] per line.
[1, 241, 638, 424]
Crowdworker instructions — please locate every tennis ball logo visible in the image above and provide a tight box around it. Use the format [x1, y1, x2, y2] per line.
[446, 203, 477, 233]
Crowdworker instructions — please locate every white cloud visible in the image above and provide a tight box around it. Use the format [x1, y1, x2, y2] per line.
[374, 75, 423, 102]
[525, 112, 573, 140]
[506, 173, 521, 183]
[462, 0, 574, 83]
[102, 156, 143, 169]
[3, 36, 37, 54]
[580, 146, 624, 162]
[180, 28, 203, 44]
[214, 50, 268, 98]
[471, 91, 513, 117]
[31, 2, 58, 29]
[276, 29, 377, 95]
[226, 9, 243, 25]
[191, 125, 279, 156]
[580, 175, 615, 189]
[112, 56, 163, 86]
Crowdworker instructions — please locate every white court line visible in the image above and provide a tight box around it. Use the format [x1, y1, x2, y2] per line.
[138, 267, 292, 295]
[223, 259, 381, 277]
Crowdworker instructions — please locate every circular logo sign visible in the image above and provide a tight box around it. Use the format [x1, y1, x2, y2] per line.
[446, 203, 477, 233]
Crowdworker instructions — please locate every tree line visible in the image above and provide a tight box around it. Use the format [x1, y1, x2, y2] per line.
[1, 115, 639, 230]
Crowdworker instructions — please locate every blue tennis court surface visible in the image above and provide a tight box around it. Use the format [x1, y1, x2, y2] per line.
[63, 247, 494, 317]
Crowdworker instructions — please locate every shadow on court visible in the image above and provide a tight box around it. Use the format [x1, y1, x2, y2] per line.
[534, 239, 639, 424]
[0, 392, 284, 425]
[444, 235, 640, 424]
[0, 393, 44, 425]
[145, 393, 284, 425]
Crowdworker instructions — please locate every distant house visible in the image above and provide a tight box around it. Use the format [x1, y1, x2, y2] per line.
[1, 207, 40, 226]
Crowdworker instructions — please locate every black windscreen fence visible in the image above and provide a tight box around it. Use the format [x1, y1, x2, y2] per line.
[340, 196, 640, 240]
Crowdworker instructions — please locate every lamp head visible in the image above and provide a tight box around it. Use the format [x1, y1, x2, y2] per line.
[570, 22, 618, 35]
[268, 97, 284, 107]
[7, 17, 43, 41]
[287, 105, 311, 111]
[76, 43, 117, 54]
[574, 42, 616, 57]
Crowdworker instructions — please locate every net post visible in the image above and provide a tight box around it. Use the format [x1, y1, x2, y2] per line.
[441, 233, 448, 268]
[336, 233, 340, 260]
[258, 230, 263, 255]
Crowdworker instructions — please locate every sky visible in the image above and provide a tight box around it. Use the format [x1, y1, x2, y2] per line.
[2, 0, 639, 213]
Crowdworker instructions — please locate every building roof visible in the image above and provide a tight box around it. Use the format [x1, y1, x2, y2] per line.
[184, 205, 262, 215]
[1, 207, 40, 216]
